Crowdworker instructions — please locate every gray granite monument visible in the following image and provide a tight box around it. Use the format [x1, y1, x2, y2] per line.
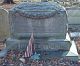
[6, 2, 73, 58]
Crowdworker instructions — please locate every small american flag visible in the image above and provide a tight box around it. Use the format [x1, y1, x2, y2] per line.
[24, 33, 34, 57]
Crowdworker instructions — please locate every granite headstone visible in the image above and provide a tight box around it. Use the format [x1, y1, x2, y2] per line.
[0, 7, 10, 38]
[67, 8, 80, 32]
[7, 2, 71, 55]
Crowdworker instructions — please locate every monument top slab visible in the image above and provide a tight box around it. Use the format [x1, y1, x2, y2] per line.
[10, 2, 66, 18]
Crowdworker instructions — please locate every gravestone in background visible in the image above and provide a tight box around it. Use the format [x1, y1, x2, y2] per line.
[67, 8, 80, 32]
[6, 2, 72, 58]
[0, 7, 10, 39]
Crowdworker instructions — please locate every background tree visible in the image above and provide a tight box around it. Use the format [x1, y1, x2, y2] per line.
[3, 0, 15, 4]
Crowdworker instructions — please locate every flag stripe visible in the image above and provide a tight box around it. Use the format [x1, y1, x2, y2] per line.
[24, 33, 34, 57]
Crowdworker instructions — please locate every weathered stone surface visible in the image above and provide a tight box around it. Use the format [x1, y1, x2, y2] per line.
[6, 38, 71, 51]
[6, 38, 28, 51]
[9, 2, 67, 39]
[36, 39, 71, 51]
[0, 7, 10, 38]
[10, 2, 66, 18]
